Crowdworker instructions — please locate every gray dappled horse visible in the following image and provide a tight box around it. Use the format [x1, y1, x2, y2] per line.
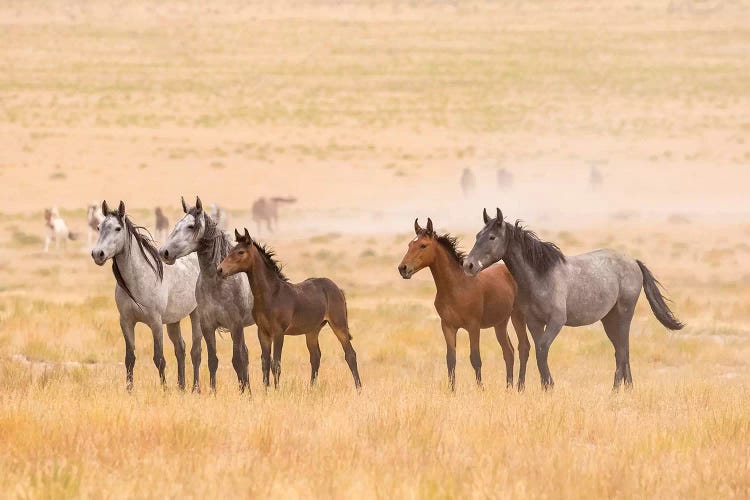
[159, 197, 255, 393]
[464, 208, 683, 391]
[91, 201, 202, 391]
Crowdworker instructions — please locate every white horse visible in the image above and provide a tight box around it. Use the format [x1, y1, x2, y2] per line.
[210, 203, 229, 232]
[44, 207, 76, 252]
[87, 202, 105, 247]
[91, 200, 203, 391]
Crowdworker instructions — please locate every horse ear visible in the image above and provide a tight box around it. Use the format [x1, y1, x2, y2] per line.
[118, 200, 126, 218]
[496, 207, 503, 223]
[426, 217, 434, 235]
[181, 196, 188, 213]
[244, 227, 251, 241]
[102, 200, 109, 215]
[195, 196, 203, 213]
[234, 229, 241, 241]
[414, 218, 422, 235]
[483, 208, 490, 224]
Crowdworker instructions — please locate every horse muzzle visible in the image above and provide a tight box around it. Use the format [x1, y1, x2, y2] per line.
[463, 259, 482, 276]
[91, 249, 107, 266]
[398, 264, 414, 279]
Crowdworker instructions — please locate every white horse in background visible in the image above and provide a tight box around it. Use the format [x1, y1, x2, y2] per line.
[91, 200, 203, 391]
[210, 203, 230, 232]
[87, 202, 105, 246]
[44, 207, 76, 252]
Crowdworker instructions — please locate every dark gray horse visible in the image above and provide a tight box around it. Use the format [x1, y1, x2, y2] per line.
[159, 197, 255, 393]
[464, 208, 683, 390]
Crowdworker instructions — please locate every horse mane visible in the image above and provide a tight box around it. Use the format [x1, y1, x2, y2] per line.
[110, 213, 164, 306]
[190, 208, 233, 268]
[434, 233, 465, 266]
[252, 240, 289, 282]
[507, 220, 565, 274]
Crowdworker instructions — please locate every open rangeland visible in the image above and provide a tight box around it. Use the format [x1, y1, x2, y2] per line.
[1, 0, 749, 498]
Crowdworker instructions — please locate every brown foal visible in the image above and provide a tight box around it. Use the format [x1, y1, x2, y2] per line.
[398, 218, 530, 390]
[217, 229, 362, 390]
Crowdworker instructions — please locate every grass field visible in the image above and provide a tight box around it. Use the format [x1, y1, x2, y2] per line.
[1, 0, 749, 498]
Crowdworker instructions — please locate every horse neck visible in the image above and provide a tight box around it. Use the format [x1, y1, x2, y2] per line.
[114, 233, 159, 292]
[196, 230, 227, 278]
[502, 235, 539, 296]
[245, 256, 285, 307]
[428, 246, 468, 295]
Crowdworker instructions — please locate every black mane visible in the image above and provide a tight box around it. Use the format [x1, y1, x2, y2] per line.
[507, 220, 565, 274]
[110, 213, 164, 306]
[252, 240, 289, 282]
[189, 208, 233, 269]
[434, 233, 465, 265]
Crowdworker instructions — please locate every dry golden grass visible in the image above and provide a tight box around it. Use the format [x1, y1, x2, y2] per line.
[1, 217, 750, 498]
[2, 0, 750, 497]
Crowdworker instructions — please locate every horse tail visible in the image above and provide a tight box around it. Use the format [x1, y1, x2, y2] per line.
[636, 260, 684, 330]
[340, 288, 352, 340]
[271, 196, 296, 204]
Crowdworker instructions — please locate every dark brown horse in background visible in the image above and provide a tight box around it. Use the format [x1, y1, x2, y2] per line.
[217, 228, 361, 390]
[398, 218, 529, 391]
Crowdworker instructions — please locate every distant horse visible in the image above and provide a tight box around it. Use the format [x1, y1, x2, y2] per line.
[210, 203, 230, 232]
[217, 228, 361, 390]
[91, 200, 203, 391]
[154, 207, 170, 243]
[460, 168, 476, 197]
[464, 208, 684, 390]
[44, 207, 76, 252]
[398, 218, 529, 390]
[497, 168, 514, 190]
[589, 164, 604, 190]
[87, 202, 105, 247]
[160, 197, 255, 392]
[251, 196, 296, 233]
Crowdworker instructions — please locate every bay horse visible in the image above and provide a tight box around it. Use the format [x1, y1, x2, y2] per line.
[464, 208, 684, 391]
[217, 228, 361, 390]
[159, 197, 255, 393]
[91, 200, 202, 391]
[398, 218, 529, 391]
[251, 196, 296, 234]
[154, 207, 169, 243]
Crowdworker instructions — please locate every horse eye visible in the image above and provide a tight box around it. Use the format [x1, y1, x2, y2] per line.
[489, 236, 495, 240]
[96, 225, 100, 231]
[115, 227, 122, 232]
[238, 251, 245, 256]
[420, 244, 427, 249]
[187, 225, 195, 230]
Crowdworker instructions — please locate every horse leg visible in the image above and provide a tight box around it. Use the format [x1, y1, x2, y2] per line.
[120, 317, 136, 392]
[493, 323, 515, 389]
[528, 315, 563, 390]
[202, 321, 218, 392]
[258, 328, 272, 390]
[189, 310, 202, 393]
[230, 326, 250, 393]
[468, 328, 483, 387]
[329, 323, 361, 390]
[149, 322, 167, 388]
[271, 334, 284, 389]
[166, 322, 186, 390]
[305, 327, 323, 386]
[510, 309, 530, 392]
[602, 305, 635, 391]
[441, 322, 458, 391]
